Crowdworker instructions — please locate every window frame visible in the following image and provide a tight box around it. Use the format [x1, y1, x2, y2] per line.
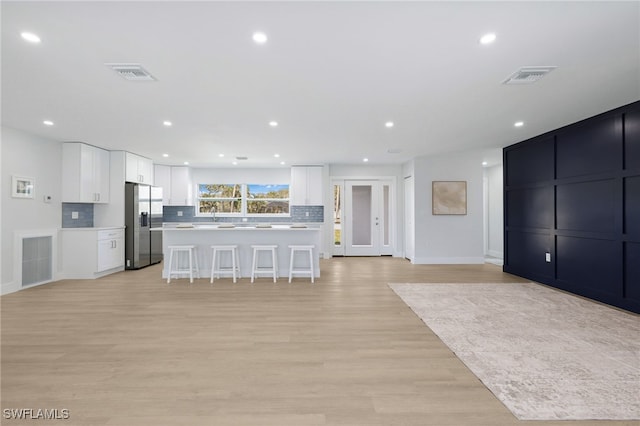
[195, 183, 290, 217]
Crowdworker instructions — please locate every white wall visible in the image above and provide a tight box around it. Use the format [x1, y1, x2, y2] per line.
[485, 164, 504, 258]
[412, 151, 484, 264]
[1, 127, 62, 292]
[402, 160, 415, 260]
[191, 167, 290, 186]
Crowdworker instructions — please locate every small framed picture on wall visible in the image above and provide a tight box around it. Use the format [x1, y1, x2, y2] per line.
[11, 175, 35, 199]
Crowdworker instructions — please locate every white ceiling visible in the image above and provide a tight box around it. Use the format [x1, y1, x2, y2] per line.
[2, 1, 639, 168]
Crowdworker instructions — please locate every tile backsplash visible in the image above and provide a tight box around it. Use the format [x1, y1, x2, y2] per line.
[61, 203, 94, 228]
[163, 205, 323, 223]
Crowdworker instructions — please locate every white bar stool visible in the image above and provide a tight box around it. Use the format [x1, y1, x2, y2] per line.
[210, 245, 241, 283]
[167, 245, 200, 284]
[251, 245, 278, 283]
[288, 245, 315, 283]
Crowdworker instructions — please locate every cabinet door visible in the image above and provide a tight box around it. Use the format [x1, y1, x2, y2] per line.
[139, 157, 154, 185]
[97, 239, 114, 272]
[170, 166, 192, 205]
[97, 237, 124, 272]
[306, 167, 323, 205]
[79, 143, 95, 202]
[62, 143, 110, 203]
[154, 165, 172, 204]
[125, 152, 141, 183]
[290, 167, 307, 205]
[291, 166, 323, 205]
[126, 153, 154, 184]
[93, 147, 110, 203]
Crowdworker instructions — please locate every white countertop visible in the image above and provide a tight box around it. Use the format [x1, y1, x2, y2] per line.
[160, 224, 319, 231]
[61, 226, 125, 231]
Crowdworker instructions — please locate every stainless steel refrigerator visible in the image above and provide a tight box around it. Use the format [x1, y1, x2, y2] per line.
[125, 183, 163, 269]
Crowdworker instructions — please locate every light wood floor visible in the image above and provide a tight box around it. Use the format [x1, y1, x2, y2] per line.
[1, 257, 635, 426]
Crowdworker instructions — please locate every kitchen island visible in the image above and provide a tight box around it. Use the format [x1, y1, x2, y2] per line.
[158, 224, 322, 281]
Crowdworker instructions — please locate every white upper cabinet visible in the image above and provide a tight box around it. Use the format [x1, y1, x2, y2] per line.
[170, 166, 193, 206]
[125, 152, 154, 185]
[62, 142, 110, 203]
[290, 166, 323, 205]
[153, 165, 193, 205]
[154, 164, 171, 204]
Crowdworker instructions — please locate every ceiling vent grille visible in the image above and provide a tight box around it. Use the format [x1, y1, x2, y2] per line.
[235, 156, 248, 160]
[502, 66, 556, 85]
[105, 63, 156, 81]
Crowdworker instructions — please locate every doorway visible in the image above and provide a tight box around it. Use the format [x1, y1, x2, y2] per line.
[332, 179, 394, 256]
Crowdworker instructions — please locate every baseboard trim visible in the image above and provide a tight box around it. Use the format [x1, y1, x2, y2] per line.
[487, 249, 503, 259]
[1, 281, 19, 296]
[412, 256, 485, 265]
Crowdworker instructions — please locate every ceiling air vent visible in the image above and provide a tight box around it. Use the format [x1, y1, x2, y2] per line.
[502, 66, 556, 85]
[235, 156, 248, 161]
[106, 63, 156, 81]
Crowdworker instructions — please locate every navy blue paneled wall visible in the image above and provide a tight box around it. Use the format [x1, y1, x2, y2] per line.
[163, 205, 324, 223]
[503, 101, 640, 313]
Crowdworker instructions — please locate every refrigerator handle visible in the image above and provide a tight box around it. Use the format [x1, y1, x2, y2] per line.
[141, 212, 149, 227]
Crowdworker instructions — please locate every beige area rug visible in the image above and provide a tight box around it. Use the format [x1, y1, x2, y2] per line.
[389, 282, 640, 420]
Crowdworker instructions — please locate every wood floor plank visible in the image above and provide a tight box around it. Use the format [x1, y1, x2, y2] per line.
[1, 257, 632, 425]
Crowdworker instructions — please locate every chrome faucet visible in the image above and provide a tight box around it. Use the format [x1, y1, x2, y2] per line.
[210, 207, 216, 222]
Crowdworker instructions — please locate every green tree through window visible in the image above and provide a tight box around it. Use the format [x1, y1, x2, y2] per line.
[197, 184, 289, 215]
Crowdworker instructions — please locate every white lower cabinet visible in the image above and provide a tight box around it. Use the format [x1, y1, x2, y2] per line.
[61, 228, 125, 279]
[97, 230, 124, 272]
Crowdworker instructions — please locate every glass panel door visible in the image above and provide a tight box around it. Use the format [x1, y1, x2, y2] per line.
[333, 183, 344, 255]
[345, 180, 380, 256]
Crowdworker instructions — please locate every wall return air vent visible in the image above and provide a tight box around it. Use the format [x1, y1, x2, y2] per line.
[106, 63, 156, 81]
[502, 66, 557, 85]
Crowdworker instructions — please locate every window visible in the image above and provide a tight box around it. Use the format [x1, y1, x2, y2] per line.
[197, 183, 289, 216]
[198, 184, 242, 214]
[246, 184, 289, 214]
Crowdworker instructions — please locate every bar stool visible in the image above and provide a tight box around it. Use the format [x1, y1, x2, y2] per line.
[251, 245, 278, 283]
[210, 245, 241, 283]
[167, 245, 200, 284]
[288, 245, 315, 283]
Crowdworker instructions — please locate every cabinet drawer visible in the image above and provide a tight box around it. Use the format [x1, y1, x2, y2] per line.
[98, 229, 124, 240]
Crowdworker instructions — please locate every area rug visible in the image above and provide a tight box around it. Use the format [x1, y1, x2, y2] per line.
[389, 282, 640, 420]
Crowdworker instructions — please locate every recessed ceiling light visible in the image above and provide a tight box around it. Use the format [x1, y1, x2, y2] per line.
[163, 120, 172, 127]
[218, 153, 225, 158]
[162, 153, 169, 158]
[21, 32, 41, 43]
[482, 161, 488, 166]
[363, 158, 369, 162]
[274, 153, 280, 158]
[480, 33, 497, 45]
[280, 161, 285, 165]
[232, 161, 238, 165]
[183, 161, 189, 165]
[514, 121, 524, 127]
[42, 120, 54, 126]
[385, 121, 394, 128]
[269, 121, 278, 127]
[253, 32, 268, 44]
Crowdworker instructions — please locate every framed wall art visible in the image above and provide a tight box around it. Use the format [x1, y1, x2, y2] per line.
[12, 175, 35, 199]
[432, 181, 466, 215]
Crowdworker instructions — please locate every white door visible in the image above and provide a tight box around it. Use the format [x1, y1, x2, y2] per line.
[344, 180, 393, 256]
